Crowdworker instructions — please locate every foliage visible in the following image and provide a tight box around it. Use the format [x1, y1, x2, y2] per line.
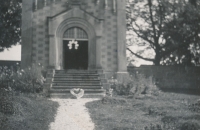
[0, 0, 22, 52]
[127, 0, 200, 65]
[101, 96, 127, 105]
[161, 2, 200, 65]
[0, 63, 45, 117]
[188, 99, 200, 112]
[108, 73, 158, 96]
[0, 65, 18, 115]
[129, 73, 159, 96]
[13, 64, 45, 93]
[108, 77, 133, 96]
[179, 122, 200, 130]
[0, 88, 14, 115]
[0, 93, 59, 130]
[144, 123, 170, 130]
[110, 81, 133, 96]
[86, 89, 200, 130]
[0, 63, 45, 93]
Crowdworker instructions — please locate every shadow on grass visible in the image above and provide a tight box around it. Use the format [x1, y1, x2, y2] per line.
[86, 93, 200, 130]
[85, 97, 136, 130]
[160, 88, 200, 96]
[0, 94, 59, 130]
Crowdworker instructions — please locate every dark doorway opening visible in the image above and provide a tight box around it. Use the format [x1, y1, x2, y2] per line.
[63, 40, 88, 70]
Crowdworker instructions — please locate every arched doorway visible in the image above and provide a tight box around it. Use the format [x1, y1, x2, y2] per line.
[63, 27, 89, 70]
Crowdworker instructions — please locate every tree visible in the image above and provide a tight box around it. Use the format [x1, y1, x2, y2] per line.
[0, 0, 22, 52]
[127, 0, 200, 65]
[161, 2, 200, 65]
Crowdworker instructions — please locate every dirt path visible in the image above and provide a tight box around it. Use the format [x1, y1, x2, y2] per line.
[49, 98, 99, 130]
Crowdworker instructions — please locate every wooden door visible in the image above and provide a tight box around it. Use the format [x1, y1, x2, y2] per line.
[63, 40, 88, 70]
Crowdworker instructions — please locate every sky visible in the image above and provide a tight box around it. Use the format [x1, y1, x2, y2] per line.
[0, 45, 21, 61]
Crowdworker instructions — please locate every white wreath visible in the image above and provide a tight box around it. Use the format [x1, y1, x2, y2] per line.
[70, 88, 84, 99]
[68, 39, 79, 50]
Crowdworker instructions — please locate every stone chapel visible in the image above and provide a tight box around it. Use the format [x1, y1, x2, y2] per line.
[21, 0, 127, 79]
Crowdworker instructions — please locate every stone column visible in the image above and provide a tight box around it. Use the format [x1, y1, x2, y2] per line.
[96, 36, 102, 69]
[116, 0, 129, 81]
[21, 0, 33, 69]
[117, 0, 127, 72]
[49, 35, 57, 68]
[95, 20, 103, 70]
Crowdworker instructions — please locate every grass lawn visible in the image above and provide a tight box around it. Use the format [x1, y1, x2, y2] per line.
[86, 91, 200, 130]
[0, 93, 59, 130]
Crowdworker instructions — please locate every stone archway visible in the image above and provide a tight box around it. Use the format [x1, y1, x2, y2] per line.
[53, 18, 97, 70]
[48, 6, 103, 70]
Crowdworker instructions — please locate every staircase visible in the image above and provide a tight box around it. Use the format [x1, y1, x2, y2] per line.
[49, 70, 106, 98]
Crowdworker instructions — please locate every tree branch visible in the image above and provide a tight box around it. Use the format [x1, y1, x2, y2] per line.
[148, 0, 158, 42]
[127, 47, 154, 62]
[131, 22, 155, 45]
[157, 2, 163, 38]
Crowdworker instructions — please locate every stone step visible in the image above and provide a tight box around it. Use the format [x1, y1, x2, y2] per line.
[52, 85, 102, 89]
[55, 70, 97, 74]
[52, 80, 101, 83]
[53, 77, 99, 80]
[49, 69, 106, 99]
[53, 79, 100, 81]
[54, 73, 99, 76]
[53, 76, 99, 79]
[52, 82, 101, 86]
[50, 93, 105, 99]
[50, 89, 105, 93]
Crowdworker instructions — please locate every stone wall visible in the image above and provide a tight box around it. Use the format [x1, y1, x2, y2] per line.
[128, 65, 200, 89]
[28, 0, 119, 71]
[32, 1, 69, 67]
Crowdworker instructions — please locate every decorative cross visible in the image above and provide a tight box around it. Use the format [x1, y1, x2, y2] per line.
[68, 39, 79, 50]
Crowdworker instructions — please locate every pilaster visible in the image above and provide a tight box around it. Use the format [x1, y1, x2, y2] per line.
[21, 0, 34, 69]
[117, 0, 127, 72]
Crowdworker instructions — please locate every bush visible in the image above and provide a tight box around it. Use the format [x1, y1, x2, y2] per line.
[0, 92, 59, 130]
[188, 99, 200, 112]
[0, 88, 14, 115]
[180, 122, 200, 130]
[144, 123, 177, 130]
[108, 73, 159, 96]
[13, 64, 45, 93]
[112, 82, 133, 95]
[0, 63, 45, 93]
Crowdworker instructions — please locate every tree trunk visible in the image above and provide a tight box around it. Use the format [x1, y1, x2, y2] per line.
[154, 59, 160, 65]
[154, 52, 161, 65]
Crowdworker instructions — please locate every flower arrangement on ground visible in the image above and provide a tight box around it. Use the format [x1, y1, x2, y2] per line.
[70, 88, 84, 99]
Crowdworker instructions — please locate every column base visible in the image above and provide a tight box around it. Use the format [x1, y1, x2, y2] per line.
[116, 71, 130, 83]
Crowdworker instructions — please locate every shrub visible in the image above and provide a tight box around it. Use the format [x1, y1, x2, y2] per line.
[179, 122, 200, 130]
[144, 123, 177, 130]
[0, 63, 45, 93]
[0, 92, 59, 130]
[188, 99, 200, 112]
[12, 64, 45, 93]
[108, 73, 159, 96]
[0, 88, 14, 115]
[130, 74, 160, 96]
[0, 66, 15, 89]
